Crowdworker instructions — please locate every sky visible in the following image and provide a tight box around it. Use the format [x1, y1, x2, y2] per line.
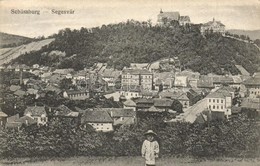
[0, 0, 260, 38]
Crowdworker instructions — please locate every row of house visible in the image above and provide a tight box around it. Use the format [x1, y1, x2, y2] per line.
[0, 105, 136, 132]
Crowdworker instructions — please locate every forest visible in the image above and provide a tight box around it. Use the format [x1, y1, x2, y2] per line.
[12, 20, 260, 75]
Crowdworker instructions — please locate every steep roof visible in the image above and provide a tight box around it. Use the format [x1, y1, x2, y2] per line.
[101, 108, 136, 117]
[54, 105, 79, 117]
[202, 19, 225, 27]
[0, 111, 8, 117]
[122, 68, 152, 75]
[14, 90, 26, 97]
[158, 11, 180, 21]
[154, 98, 173, 107]
[81, 110, 113, 123]
[121, 85, 141, 92]
[65, 90, 89, 95]
[123, 99, 136, 107]
[197, 75, 214, 88]
[206, 90, 231, 99]
[17, 116, 37, 125]
[241, 98, 260, 110]
[24, 106, 46, 116]
[243, 77, 260, 86]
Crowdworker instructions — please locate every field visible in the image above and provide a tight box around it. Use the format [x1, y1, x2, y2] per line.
[1, 156, 260, 166]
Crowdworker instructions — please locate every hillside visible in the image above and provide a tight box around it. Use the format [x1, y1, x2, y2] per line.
[0, 38, 55, 66]
[9, 20, 260, 74]
[228, 29, 260, 40]
[0, 32, 33, 48]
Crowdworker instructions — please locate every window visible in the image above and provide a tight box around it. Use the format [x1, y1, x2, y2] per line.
[209, 105, 211, 109]
[209, 99, 211, 102]
[217, 99, 219, 103]
[221, 106, 223, 109]
[213, 105, 215, 109]
[213, 99, 215, 103]
[221, 100, 223, 103]
[217, 106, 219, 109]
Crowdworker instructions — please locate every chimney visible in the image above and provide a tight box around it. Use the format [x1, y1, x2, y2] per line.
[20, 70, 23, 85]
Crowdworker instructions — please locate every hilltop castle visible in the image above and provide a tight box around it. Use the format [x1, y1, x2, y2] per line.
[157, 9, 191, 26]
[200, 18, 225, 35]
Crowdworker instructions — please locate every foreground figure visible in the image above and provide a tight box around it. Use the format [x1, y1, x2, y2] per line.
[141, 130, 160, 166]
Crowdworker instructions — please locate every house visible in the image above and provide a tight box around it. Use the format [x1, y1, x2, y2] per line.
[177, 93, 190, 108]
[81, 109, 114, 132]
[200, 18, 225, 35]
[24, 106, 48, 125]
[141, 91, 158, 99]
[0, 110, 8, 127]
[5, 114, 37, 129]
[52, 105, 79, 125]
[179, 16, 191, 26]
[14, 89, 26, 97]
[100, 108, 136, 126]
[240, 98, 260, 119]
[135, 98, 154, 111]
[157, 9, 180, 26]
[5, 114, 22, 130]
[205, 89, 232, 117]
[154, 72, 174, 90]
[212, 75, 234, 87]
[130, 63, 149, 69]
[100, 69, 121, 88]
[53, 105, 79, 118]
[104, 91, 121, 101]
[197, 75, 214, 89]
[153, 98, 173, 112]
[121, 68, 153, 90]
[63, 90, 89, 100]
[174, 76, 188, 87]
[123, 99, 137, 111]
[243, 77, 260, 98]
[120, 85, 142, 99]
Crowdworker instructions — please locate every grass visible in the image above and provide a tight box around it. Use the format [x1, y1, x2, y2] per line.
[1, 156, 260, 166]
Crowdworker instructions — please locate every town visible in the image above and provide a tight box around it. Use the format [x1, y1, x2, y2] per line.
[0, 9, 260, 160]
[0, 10, 259, 132]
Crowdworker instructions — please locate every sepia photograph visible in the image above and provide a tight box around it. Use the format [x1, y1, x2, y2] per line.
[0, 0, 260, 165]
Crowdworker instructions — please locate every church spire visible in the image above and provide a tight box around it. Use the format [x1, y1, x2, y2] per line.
[160, 8, 163, 13]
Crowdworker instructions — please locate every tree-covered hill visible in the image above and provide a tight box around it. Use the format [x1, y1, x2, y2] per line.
[12, 20, 260, 75]
[0, 32, 33, 48]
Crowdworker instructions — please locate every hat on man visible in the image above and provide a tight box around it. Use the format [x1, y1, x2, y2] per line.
[144, 130, 157, 136]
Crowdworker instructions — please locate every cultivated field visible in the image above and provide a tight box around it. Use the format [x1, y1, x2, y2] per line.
[0, 38, 54, 65]
[1, 156, 260, 166]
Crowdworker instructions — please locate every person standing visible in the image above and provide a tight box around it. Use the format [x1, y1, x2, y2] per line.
[141, 130, 160, 166]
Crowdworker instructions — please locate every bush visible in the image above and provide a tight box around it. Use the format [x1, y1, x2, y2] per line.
[0, 114, 259, 158]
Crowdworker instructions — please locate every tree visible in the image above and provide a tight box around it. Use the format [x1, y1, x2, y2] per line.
[59, 78, 73, 90]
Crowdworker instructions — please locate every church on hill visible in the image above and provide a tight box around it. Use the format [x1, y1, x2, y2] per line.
[157, 9, 191, 26]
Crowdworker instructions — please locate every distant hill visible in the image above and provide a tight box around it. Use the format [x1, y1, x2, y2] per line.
[0, 32, 33, 48]
[0, 38, 55, 66]
[227, 29, 260, 40]
[6, 21, 260, 75]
